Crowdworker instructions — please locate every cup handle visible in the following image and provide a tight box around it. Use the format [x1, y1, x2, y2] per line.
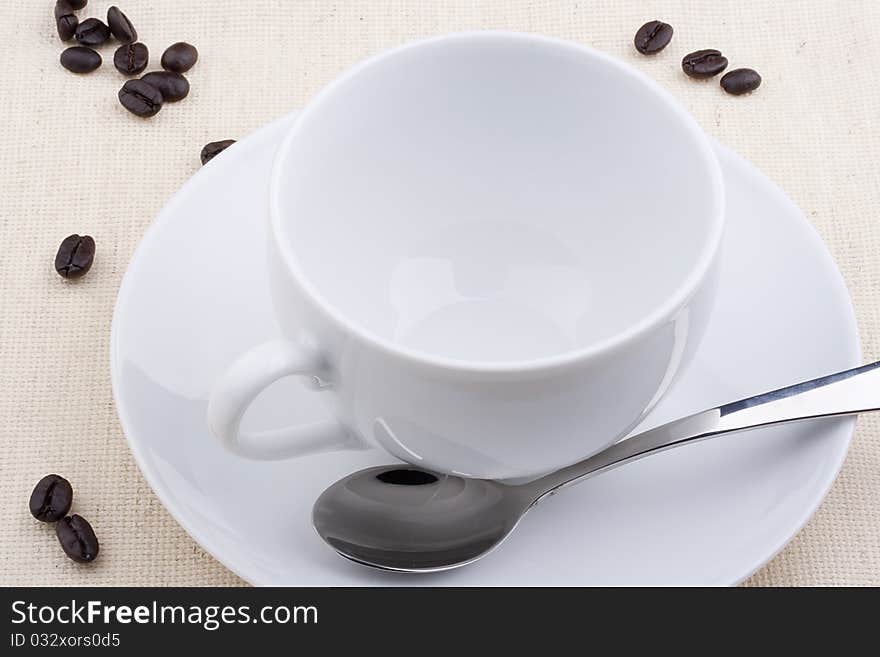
[207, 339, 356, 460]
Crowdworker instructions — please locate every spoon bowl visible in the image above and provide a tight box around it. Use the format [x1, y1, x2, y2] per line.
[312, 467, 532, 571]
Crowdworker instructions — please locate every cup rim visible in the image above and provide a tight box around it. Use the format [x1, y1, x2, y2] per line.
[269, 31, 726, 375]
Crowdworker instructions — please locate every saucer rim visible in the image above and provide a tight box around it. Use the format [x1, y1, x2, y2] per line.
[110, 113, 859, 586]
[707, 141, 859, 586]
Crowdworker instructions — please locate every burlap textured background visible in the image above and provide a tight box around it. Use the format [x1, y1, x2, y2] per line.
[1, 1, 878, 586]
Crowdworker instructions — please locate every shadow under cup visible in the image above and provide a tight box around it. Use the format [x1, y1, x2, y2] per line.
[273, 34, 722, 367]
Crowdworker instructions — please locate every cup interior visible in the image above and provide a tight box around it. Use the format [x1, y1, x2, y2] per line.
[272, 33, 723, 366]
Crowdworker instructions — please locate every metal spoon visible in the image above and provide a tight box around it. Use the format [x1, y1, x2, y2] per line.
[313, 361, 880, 573]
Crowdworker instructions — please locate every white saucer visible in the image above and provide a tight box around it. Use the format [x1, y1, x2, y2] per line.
[111, 113, 860, 586]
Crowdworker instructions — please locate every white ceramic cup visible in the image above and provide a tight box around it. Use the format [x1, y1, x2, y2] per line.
[207, 32, 725, 480]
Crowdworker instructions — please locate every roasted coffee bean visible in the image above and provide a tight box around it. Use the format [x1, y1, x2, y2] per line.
[720, 68, 762, 95]
[67, 0, 87, 9]
[56, 16, 78, 42]
[682, 49, 728, 79]
[60, 46, 101, 74]
[55, 234, 95, 279]
[56, 515, 99, 563]
[114, 42, 148, 76]
[75, 17, 110, 46]
[107, 6, 136, 44]
[634, 20, 673, 55]
[29, 474, 73, 522]
[141, 71, 189, 102]
[55, 1, 78, 41]
[118, 79, 164, 117]
[200, 139, 236, 165]
[161, 42, 198, 73]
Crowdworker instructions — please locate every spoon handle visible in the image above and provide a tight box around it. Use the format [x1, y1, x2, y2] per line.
[533, 360, 880, 500]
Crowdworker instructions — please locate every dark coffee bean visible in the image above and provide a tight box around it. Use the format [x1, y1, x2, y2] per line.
[75, 17, 111, 46]
[55, 1, 78, 41]
[200, 139, 236, 165]
[56, 515, 99, 563]
[720, 68, 762, 95]
[107, 6, 136, 44]
[67, 0, 87, 9]
[634, 20, 673, 55]
[60, 46, 101, 74]
[114, 42, 148, 76]
[54, 0, 73, 18]
[118, 79, 164, 117]
[141, 71, 189, 102]
[55, 234, 95, 279]
[161, 42, 198, 73]
[682, 49, 729, 79]
[29, 474, 73, 522]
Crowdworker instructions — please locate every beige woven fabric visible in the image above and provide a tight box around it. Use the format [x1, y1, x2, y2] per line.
[1, 0, 879, 586]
